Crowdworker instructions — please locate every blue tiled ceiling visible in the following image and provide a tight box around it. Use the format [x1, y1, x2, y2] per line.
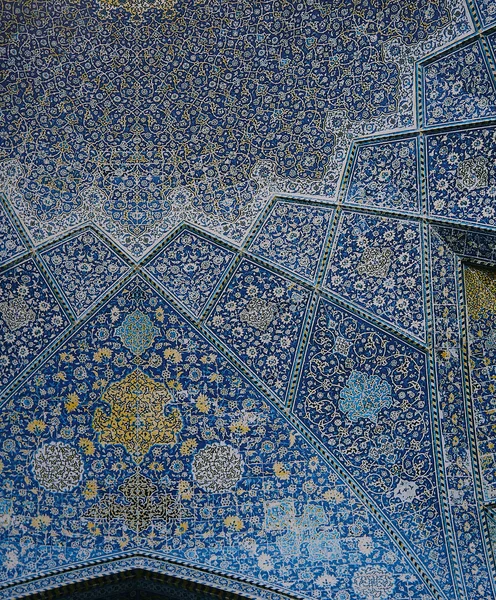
[1, 1, 496, 600]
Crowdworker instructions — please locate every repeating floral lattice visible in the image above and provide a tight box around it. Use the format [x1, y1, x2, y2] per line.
[0, 203, 26, 267]
[423, 41, 496, 126]
[426, 125, 496, 227]
[324, 211, 426, 341]
[205, 259, 311, 401]
[40, 230, 130, 316]
[0, 277, 432, 600]
[345, 138, 420, 213]
[0, 259, 69, 394]
[293, 297, 453, 592]
[0, 0, 470, 253]
[429, 228, 494, 600]
[145, 230, 235, 317]
[247, 201, 333, 282]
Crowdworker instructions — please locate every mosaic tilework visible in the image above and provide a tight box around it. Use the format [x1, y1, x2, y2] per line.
[247, 201, 333, 283]
[0, 276, 436, 600]
[0, 557, 296, 600]
[429, 228, 494, 600]
[426, 125, 496, 227]
[0, 259, 70, 395]
[40, 230, 131, 317]
[144, 230, 235, 318]
[293, 297, 454, 594]
[0, 0, 470, 253]
[473, 0, 496, 28]
[435, 225, 496, 262]
[205, 260, 311, 401]
[0, 202, 26, 267]
[464, 266, 496, 501]
[488, 31, 496, 63]
[0, 0, 495, 597]
[422, 40, 496, 126]
[344, 138, 420, 213]
[323, 212, 426, 342]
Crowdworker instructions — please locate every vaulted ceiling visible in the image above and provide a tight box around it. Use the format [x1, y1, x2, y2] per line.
[0, 1, 496, 599]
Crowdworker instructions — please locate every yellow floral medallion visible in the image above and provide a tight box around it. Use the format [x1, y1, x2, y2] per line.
[464, 266, 496, 320]
[93, 369, 183, 463]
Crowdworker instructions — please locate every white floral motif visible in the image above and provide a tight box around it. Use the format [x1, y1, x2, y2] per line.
[352, 566, 395, 600]
[192, 444, 243, 493]
[0, 204, 25, 266]
[392, 479, 419, 503]
[456, 157, 489, 191]
[240, 298, 278, 332]
[0, 296, 35, 331]
[334, 336, 352, 356]
[32, 442, 84, 493]
[357, 248, 393, 279]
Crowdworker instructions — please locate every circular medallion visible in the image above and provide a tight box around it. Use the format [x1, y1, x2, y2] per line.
[32, 442, 84, 493]
[192, 443, 243, 493]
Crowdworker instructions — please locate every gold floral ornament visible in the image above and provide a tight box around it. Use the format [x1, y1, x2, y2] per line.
[97, 0, 175, 18]
[93, 370, 183, 463]
[464, 266, 496, 320]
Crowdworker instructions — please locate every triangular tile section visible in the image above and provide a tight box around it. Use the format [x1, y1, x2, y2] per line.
[426, 125, 496, 228]
[293, 296, 454, 595]
[323, 211, 426, 342]
[0, 202, 26, 266]
[40, 230, 131, 317]
[0, 258, 70, 395]
[0, 276, 443, 599]
[205, 258, 312, 401]
[247, 201, 334, 283]
[344, 138, 420, 213]
[144, 229, 235, 318]
[423, 40, 496, 126]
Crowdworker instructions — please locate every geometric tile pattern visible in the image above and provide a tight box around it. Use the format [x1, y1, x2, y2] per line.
[144, 229, 235, 317]
[434, 225, 496, 261]
[426, 125, 496, 227]
[0, 202, 26, 267]
[206, 259, 312, 401]
[344, 137, 420, 213]
[293, 297, 453, 594]
[0, 276, 436, 600]
[473, 0, 496, 28]
[0, 0, 470, 252]
[0, 1, 496, 599]
[422, 40, 496, 127]
[429, 228, 495, 600]
[247, 201, 334, 282]
[40, 230, 131, 317]
[0, 259, 70, 394]
[324, 211, 426, 342]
